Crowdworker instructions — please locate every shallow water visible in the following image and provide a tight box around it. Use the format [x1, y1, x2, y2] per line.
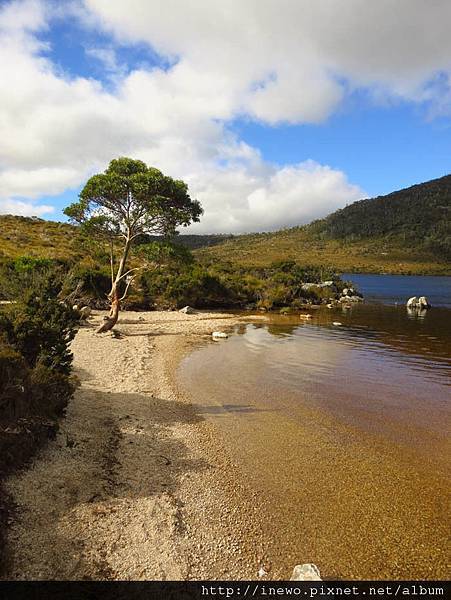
[178, 298, 451, 579]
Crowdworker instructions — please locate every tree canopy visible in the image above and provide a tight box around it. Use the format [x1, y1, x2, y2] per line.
[64, 157, 203, 332]
[64, 157, 202, 239]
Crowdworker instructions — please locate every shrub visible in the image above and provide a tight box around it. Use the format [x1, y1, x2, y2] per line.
[0, 344, 30, 419]
[29, 365, 76, 418]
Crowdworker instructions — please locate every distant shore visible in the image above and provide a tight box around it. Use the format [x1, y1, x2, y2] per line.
[3, 310, 277, 580]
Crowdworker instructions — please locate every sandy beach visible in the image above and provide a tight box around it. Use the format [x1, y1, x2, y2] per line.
[2, 310, 275, 580]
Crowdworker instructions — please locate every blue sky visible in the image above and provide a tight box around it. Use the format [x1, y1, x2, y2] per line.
[1, 0, 450, 233]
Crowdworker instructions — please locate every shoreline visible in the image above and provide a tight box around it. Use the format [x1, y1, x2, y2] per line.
[2, 310, 278, 580]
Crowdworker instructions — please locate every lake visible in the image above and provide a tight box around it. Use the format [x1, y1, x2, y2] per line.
[178, 274, 450, 580]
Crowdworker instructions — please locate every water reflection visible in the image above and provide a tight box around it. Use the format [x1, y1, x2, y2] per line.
[178, 302, 451, 579]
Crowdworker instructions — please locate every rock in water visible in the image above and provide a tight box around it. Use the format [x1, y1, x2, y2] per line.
[333, 321, 342, 326]
[212, 331, 228, 339]
[406, 296, 431, 309]
[418, 296, 431, 308]
[291, 563, 321, 581]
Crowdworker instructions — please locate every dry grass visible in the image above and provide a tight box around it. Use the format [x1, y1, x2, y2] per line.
[195, 228, 451, 275]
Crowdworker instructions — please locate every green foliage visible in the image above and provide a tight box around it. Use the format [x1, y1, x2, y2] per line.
[0, 345, 30, 419]
[0, 273, 77, 421]
[316, 174, 451, 259]
[64, 157, 203, 239]
[2, 273, 78, 374]
[29, 365, 75, 418]
[138, 258, 342, 310]
[0, 257, 67, 300]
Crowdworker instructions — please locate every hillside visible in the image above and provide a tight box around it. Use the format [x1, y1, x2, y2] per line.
[0, 174, 450, 274]
[196, 175, 451, 275]
[0, 215, 80, 260]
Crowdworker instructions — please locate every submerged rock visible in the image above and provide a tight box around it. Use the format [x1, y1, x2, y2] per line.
[291, 563, 321, 581]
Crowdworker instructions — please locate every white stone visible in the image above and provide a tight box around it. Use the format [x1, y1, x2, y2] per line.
[179, 306, 196, 314]
[291, 563, 321, 581]
[212, 331, 228, 339]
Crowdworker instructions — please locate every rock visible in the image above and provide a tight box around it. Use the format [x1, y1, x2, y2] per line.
[342, 288, 349, 296]
[212, 331, 228, 339]
[72, 304, 79, 312]
[291, 563, 321, 581]
[333, 321, 342, 326]
[299, 314, 312, 319]
[323, 280, 333, 287]
[79, 306, 92, 320]
[418, 296, 431, 308]
[406, 296, 431, 309]
[179, 306, 197, 314]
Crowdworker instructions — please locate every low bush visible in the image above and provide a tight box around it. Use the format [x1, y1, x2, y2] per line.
[0, 271, 78, 420]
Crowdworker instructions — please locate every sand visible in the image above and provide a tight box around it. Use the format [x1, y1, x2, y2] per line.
[2, 310, 273, 580]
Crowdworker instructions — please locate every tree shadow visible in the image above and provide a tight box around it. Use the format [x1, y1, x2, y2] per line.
[3, 389, 210, 580]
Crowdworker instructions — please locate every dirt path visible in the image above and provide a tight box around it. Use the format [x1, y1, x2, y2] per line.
[3, 311, 273, 580]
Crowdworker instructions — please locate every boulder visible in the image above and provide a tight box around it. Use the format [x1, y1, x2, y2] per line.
[418, 296, 431, 308]
[406, 296, 431, 309]
[291, 563, 321, 581]
[179, 306, 197, 314]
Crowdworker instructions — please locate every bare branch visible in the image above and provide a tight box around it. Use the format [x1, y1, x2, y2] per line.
[119, 273, 138, 301]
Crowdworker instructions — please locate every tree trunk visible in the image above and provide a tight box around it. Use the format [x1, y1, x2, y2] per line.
[96, 237, 131, 334]
[96, 289, 120, 333]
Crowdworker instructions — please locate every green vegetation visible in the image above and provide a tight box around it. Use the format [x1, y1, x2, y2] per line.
[0, 266, 78, 420]
[1, 174, 449, 275]
[196, 175, 451, 274]
[128, 259, 349, 311]
[0, 215, 80, 260]
[64, 157, 202, 332]
[0, 265, 79, 567]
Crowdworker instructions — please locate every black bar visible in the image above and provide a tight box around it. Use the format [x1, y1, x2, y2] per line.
[0, 581, 449, 600]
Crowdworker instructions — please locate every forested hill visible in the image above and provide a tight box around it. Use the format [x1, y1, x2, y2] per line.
[197, 175, 451, 274]
[311, 174, 451, 254]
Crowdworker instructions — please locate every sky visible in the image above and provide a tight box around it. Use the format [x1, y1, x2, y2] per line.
[0, 0, 450, 234]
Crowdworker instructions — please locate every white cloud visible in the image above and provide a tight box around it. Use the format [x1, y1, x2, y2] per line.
[0, 198, 53, 217]
[0, 0, 449, 232]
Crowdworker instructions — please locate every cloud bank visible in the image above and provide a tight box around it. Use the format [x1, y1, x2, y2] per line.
[0, 0, 450, 231]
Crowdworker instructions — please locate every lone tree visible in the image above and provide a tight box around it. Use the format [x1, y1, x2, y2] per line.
[64, 157, 202, 333]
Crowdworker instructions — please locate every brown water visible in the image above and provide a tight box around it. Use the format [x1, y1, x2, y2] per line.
[178, 304, 451, 579]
